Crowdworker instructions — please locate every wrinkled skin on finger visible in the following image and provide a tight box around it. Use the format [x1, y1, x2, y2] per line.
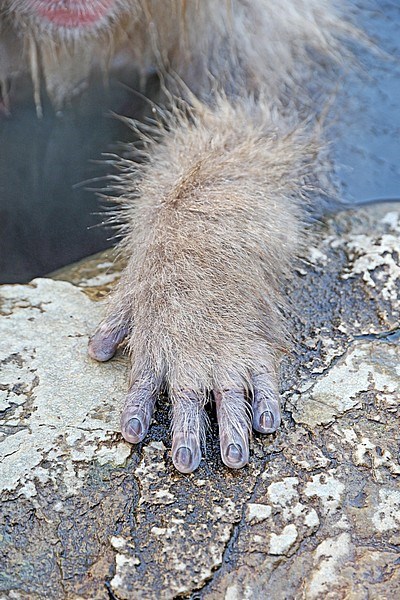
[88, 320, 281, 474]
[88, 322, 128, 362]
[170, 391, 204, 473]
[214, 388, 251, 469]
[120, 378, 157, 444]
[251, 373, 281, 434]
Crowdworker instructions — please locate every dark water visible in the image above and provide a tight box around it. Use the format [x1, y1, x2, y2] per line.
[0, 73, 155, 283]
[0, 0, 399, 283]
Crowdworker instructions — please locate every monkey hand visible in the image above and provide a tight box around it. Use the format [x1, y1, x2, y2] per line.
[88, 250, 283, 475]
[86, 100, 307, 474]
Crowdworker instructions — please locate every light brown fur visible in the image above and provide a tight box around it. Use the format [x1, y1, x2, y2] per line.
[2, 0, 356, 472]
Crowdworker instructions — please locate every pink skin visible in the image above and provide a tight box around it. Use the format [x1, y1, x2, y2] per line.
[25, 0, 115, 28]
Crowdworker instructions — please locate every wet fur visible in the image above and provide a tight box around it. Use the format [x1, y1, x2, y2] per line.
[2, 0, 355, 458]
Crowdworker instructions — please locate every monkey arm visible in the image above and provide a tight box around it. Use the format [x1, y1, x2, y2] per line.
[2, 0, 359, 473]
[89, 94, 322, 472]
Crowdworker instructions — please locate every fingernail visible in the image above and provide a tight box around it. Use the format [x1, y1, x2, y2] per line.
[226, 443, 243, 464]
[174, 447, 192, 469]
[260, 410, 274, 430]
[126, 417, 142, 439]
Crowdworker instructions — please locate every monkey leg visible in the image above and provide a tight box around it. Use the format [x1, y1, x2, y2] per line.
[89, 96, 319, 473]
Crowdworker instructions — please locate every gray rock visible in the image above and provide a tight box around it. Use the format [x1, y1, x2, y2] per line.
[1, 203, 399, 599]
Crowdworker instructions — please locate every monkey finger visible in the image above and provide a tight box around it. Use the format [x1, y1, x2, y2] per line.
[215, 389, 250, 469]
[120, 377, 157, 444]
[88, 319, 128, 362]
[251, 373, 281, 434]
[171, 391, 203, 474]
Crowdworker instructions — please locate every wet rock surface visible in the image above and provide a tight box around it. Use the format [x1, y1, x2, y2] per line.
[1, 203, 399, 599]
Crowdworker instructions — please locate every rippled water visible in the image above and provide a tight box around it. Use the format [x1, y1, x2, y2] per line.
[333, 0, 400, 206]
[0, 0, 399, 283]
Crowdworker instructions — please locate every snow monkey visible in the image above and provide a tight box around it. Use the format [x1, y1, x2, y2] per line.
[2, 1, 355, 473]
